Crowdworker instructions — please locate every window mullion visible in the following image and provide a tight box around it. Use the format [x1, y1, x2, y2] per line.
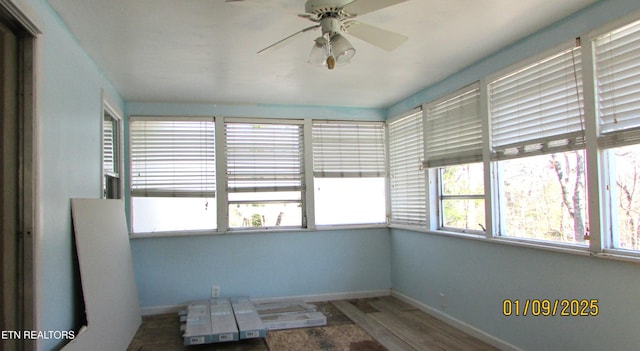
[583, 35, 606, 253]
[216, 116, 228, 232]
[304, 119, 316, 229]
[424, 105, 437, 231]
[440, 194, 485, 200]
[481, 78, 496, 239]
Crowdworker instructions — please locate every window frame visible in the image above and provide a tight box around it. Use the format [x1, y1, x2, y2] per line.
[311, 119, 388, 227]
[101, 94, 124, 200]
[223, 117, 306, 231]
[129, 115, 217, 234]
[436, 164, 486, 235]
[421, 83, 486, 234]
[587, 15, 640, 257]
[485, 39, 590, 247]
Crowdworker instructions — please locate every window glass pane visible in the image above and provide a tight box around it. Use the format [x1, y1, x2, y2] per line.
[442, 199, 485, 231]
[104, 175, 119, 200]
[228, 191, 301, 202]
[498, 151, 588, 244]
[228, 202, 302, 229]
[439, 163, 485, 232]
[441, 163, 484, 195]
[228, 191, 301, 228]
[314, 177, 386, 225]
[610, 144, 640, 251]
[132, 197, 216, 233]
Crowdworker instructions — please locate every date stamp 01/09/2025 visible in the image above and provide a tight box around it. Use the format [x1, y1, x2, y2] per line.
[502, 299, 599, 317]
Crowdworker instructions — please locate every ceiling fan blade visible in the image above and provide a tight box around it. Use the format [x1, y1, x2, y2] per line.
[343, 0, 409, 16]
[346, 22, 408, 51]
[257, 25, 320, 54]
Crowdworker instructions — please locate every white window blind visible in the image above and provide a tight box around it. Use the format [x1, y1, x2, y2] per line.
[389, 109, 427, 226]
[425, 85, 482, 167]
[225, 122, 304, 192]
[312, 120, 386, 177]
[103, 117, 116, 175]
[594, 19, 640, 148]
[489, 44, 584, 159]
[130, 117, 216, 197]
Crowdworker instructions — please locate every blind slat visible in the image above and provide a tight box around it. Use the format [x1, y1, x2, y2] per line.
[312, 121, 386, 177]
[130, 118, 216, 197]
[595, 18, 640, 146]
[389, 110, 427, 226]
[103, 118, 115, 174]
[226, 122, 304, 192]
[490, 46, 584, 156]
[426, 87, 482, 167]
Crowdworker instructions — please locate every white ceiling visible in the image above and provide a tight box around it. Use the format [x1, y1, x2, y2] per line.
[48, 0, 597, 108]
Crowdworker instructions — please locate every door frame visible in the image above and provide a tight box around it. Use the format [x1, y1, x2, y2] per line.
[0, 1, 40, 350]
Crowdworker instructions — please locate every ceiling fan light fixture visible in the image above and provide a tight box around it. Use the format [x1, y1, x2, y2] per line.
[249, 0, 409, 69]
[308, 36, 329, 66]
[329, 33, 356, 65]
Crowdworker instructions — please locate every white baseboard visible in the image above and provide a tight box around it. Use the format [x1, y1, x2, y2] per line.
[391, 290, 525, 351]
[139, 289, 391, 316]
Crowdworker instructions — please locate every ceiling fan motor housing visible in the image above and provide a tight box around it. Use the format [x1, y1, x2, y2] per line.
[320, 17, 344, 36]
[305, 0, 352, 15]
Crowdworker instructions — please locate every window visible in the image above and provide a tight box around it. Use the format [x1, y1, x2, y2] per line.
[102, 104, 122, 199]
[130, 117, 216, 233]
[225, 120, 304, 229]
[489, 43, 588, 245]
[594, 18, 640, 251]
[425, 84, 485, 232]
[388, 109, 427, 227]
[438, 163, 485, 232]
[606, 145, 640, 250]
[312, 120, 386, 225]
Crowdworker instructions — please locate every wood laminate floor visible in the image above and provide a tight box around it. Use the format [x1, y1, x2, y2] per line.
[128, 296, 499, 351]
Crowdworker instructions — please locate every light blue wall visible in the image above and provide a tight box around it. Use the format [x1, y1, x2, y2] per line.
[387, 0, 640, 350]
[390, 229, 640, 350]
[26, 0, 125, 350]
[131, 228, 391, 308]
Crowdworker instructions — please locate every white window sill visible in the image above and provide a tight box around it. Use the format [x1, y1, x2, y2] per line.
[389, 224, 640, 264]
[129, 223, 389, 239]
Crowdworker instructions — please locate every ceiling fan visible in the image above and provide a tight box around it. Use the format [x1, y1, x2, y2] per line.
[226, 0, 409, 70]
